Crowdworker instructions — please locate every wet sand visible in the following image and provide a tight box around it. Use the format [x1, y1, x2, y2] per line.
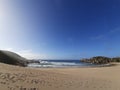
[0, 63, 120, 90]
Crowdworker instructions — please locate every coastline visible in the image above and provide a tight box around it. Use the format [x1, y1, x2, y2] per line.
[27, 62, 118, 69]
[0, 63, 120, 90]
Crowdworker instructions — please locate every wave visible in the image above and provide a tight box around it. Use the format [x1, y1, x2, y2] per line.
[27, 60, 93, 68]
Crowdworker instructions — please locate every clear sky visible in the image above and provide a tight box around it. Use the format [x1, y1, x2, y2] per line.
[0, 0, 120, 59]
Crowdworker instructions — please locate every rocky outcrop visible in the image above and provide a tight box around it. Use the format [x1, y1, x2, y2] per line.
[26, 59, 40, 64]
[112, 57, 120, 62]
[81, 56, 120, 64]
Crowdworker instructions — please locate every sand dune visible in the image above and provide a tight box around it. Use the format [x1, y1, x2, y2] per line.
[0, 63, 120, 90]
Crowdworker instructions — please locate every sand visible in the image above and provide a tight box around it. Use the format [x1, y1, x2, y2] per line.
[0, 63, 120, 90]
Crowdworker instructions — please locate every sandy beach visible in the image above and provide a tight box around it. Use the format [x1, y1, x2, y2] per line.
[0, 63, 120, 90]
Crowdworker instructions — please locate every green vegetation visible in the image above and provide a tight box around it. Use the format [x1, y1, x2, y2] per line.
[0, 50, 28, 66]
[0, 50, 40, 67]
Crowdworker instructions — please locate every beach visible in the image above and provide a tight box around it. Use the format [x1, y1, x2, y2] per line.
[0, 63, 120, 90]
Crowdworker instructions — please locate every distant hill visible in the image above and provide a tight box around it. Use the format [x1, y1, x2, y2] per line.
[0, 50, 28, 66]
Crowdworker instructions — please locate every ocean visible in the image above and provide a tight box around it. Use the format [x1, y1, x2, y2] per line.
[27, 60, 96, 68]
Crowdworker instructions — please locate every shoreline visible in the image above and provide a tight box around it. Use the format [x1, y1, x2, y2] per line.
[27, 62, 118, 69]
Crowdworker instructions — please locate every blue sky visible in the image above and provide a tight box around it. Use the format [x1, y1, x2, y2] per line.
[0, 0, 120, 59]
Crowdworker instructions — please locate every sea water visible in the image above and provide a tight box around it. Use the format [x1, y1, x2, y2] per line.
[27, 60, 96, 68]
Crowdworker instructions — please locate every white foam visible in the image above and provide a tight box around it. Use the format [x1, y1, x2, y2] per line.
[27, 60, 82, 68]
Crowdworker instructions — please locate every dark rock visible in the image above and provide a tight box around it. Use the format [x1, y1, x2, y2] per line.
[26, 60, 40, 64]
[80, 56, 120, 64]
